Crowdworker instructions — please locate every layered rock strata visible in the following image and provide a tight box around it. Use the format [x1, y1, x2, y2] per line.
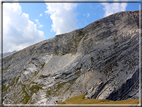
[1, 10, 140, 104]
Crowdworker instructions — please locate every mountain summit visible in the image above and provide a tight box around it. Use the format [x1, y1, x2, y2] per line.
[2, 10, 140, 104]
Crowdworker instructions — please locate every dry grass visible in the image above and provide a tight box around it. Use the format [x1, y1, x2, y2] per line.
[60, 94, 140, 105]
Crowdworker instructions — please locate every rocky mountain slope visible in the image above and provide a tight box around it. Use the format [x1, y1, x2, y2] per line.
[1, 10, 140, 105]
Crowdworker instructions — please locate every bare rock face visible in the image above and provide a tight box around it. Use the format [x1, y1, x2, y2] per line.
[1, 10, 140, 104]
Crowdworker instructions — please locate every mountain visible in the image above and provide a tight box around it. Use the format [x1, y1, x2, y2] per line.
[0, 50, 16, 56]
[1, 10, 140, 105]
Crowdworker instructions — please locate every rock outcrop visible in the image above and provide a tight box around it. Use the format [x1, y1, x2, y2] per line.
[1, 10, 140, 104]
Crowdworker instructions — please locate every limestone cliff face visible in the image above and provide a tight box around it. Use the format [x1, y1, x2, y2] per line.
[1, 10, 140, 104]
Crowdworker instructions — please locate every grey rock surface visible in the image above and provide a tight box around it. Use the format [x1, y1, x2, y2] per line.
[1, 10, 140, 105]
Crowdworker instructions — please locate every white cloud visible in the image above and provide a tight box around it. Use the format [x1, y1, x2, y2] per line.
[45, 10, 48, 13]
[101, 0, 127, 17]
[3, 3, 45, 53]
[35, 19, 40, 25]
[87, 13, 90, 18]
[45, 3, 78, 35]
[39, 25, 43, 28]
[35, 19, 44, 28]
[39, 13, 42, 17]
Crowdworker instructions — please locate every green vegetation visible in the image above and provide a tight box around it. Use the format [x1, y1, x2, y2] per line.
[75, 70, 81, 76]
[78, 30, 84, 36]
[46, 77, 78, 97]
[54, 51, 59, 56]
[75, 66, 82, 76]
[60, 94, 85, 104]
[75, 37, 83, 43]
[28, 61, 31, 64]
[2, 77, 19, 92]
[39, 74, 51, 79]
[2, 84, 9, 92]
[20, 84, 30, 104]
[46, 89, 52, 96]
[29, 85, 42, 93]
[16, 81, 45, 104]
[76, 67, 81, 71]
[74, 31, 84, 44]
[2, 66, 9, 70]
[3, 80, 30, 104]
[60, 94, 140, 104]
[30, 46, 35, 53]
[55, 82, 67, 91]
[2, 77, 37, 104]
[34, 71, 38, 76]
[41, 63, 45, 68]
[46, 81, 68, 96]
[15, 83, 42, 104]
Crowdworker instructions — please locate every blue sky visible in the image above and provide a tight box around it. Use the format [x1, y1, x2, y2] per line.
[2, 0, 140, 53]
[19, 2, 139, 40]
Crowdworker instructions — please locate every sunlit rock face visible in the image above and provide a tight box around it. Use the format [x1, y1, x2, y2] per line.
[1, 10, 140, 104]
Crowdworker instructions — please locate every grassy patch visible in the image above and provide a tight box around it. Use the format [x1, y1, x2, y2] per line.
[75, 67, 82, 76]
[54, 51, 59, 56]
[28, 61, 31, 64]
[75, 37, 83, 44]
[34, 71, 38, 76]
[29, 85, 42, 93]
[55, 82, 67, 91]
[2, 66, 9, 70]
[17, 83, 43, 104]
[2, 84, 9, 92]
[41, 63, 45, 69]
[20, 84, 30, 104]
[60, 94, 85, 104]
[46, 77, 77, 97]
[74, 31, 84, 44]
[30, 46, 35, 53]
[60, 94, 139, 104]
[46, 89, 52, 96]
[2, 77, 19, 92]
[76, 67, 81, 71]
[46, 82, 68, 96]
[39, 74, 51, 79]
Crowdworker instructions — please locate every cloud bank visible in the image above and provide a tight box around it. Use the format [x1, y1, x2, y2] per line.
[45, 3, 78, 35]
[3, 3, 45, 53]
[101, 0, 127, 17]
